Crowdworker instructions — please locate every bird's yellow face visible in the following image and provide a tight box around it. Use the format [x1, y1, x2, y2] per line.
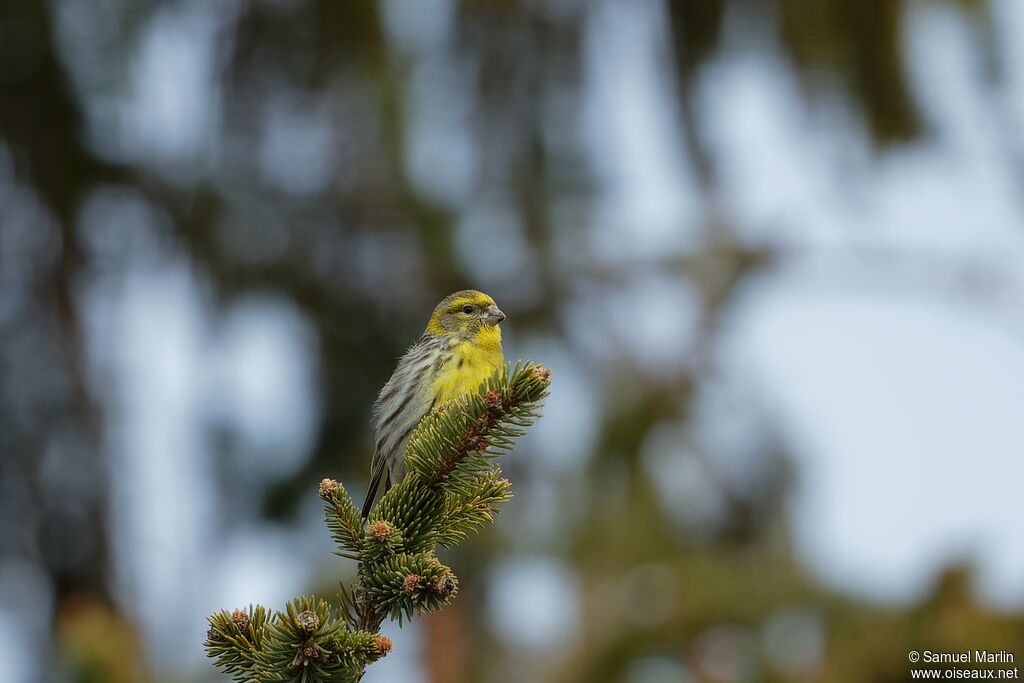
[426, 290, 505, 404]
[426, 290, 505, 344]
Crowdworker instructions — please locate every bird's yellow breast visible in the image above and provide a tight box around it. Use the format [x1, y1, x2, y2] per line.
[432, 326, 503, 404]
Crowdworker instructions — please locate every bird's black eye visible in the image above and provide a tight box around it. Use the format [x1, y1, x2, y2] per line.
[462, 305, 474, 314]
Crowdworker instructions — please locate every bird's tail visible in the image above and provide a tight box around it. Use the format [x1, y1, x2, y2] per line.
[361, 468, 390, 519]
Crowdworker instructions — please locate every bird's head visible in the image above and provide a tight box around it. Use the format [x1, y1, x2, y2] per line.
[426, 290, 505, 341]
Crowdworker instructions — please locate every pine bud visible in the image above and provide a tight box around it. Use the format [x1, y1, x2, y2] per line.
[430, 573, 458, 599]
[293, 641, 323, 666]
[402, 574, 421, 594]
[231, 609, 249, 631]
[370, 520, 392, 542]
[318, 478, 338, 498]
[296, 610, 320, 634]
[374, 635, 393, 655]
[207, 626, 220, 642]
[484, 389, 502, 410]
[531, 366, 552, 382]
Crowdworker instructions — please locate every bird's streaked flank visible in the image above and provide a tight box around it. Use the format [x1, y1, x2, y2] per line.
[362, 290, 506, 518]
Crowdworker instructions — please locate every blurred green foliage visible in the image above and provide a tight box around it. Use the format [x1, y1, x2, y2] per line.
[0, 1, 1019, 682]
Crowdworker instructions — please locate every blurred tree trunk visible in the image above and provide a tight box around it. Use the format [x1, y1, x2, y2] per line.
[422, 604, 468, 683]
[0, 0, 123, 620]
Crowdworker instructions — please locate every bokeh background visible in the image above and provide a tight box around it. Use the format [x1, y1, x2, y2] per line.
[3, 0, 1024, 681]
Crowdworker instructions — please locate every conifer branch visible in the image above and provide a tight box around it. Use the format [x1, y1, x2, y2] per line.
[205, 362, 550, 682]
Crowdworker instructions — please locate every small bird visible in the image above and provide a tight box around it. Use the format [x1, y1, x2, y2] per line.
[362, 290, 506, 518]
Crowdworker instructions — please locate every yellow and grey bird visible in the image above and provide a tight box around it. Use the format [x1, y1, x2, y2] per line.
[362, 290, 506, 518]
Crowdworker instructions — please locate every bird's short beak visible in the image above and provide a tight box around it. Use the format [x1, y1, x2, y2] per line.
[483, 305, 506, 326]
